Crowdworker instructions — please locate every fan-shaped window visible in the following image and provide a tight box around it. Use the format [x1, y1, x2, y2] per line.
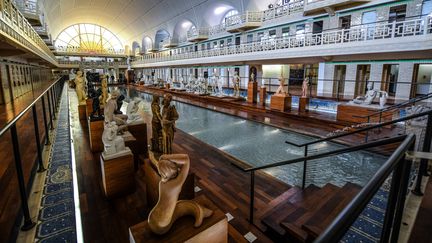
[221, 10, 239, 24]
[55, 23, 124, 54]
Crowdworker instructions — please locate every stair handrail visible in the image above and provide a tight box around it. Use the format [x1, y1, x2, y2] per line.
[315, 134, 415, 243]
[285, 109, 432, 148]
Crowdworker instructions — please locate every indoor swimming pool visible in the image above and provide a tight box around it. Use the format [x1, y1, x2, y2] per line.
[122, 87, 387, 188]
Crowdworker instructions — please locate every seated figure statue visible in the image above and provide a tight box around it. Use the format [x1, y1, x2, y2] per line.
[104, 90, 128, 132]
[352, 82, 377, 105]
[274, 77, 288, 96]
[148, 154, 213, 235]
[126, 98, 144, 124]
[102, 121, 129, 159]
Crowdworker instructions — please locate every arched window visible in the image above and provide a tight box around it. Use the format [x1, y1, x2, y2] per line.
[221, 10, 239, 24]
[55, 23, 124, 54]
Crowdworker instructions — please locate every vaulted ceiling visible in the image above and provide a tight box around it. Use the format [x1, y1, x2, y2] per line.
[40, 0, 272, 47]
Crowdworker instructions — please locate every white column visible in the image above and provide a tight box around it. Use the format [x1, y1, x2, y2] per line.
[396, 62, 414, 101]
[344, 64, 357, 99]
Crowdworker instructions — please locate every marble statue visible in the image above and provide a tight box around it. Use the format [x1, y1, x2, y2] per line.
[148, 154, 213, 235]
[301, 77, 309, 98]
[233, 72, 240, 97]
[250, 72, 255, 82]
[179, 76, 185, 90]
[352, 82, 377, 105]
[104, 89, 128, 132]
[379, 91, 388, 108]
[75, 71, 87, 105]
[274, 77, 287, 96]
[209, 74, 217, 94]
[162, 94, 179, 154]
[126, 98, 144, 124]
[100, 75, 109, 106]
[217, 76, 224, 96]
[102, 121, 129, 159]
[151, 95, 163, 153]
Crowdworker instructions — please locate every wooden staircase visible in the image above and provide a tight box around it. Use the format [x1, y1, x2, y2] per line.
[261, 183, 362, 242]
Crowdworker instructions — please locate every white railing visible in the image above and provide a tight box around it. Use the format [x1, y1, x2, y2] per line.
[187, 27, 209, 40]
[209, 23, 226, 36]
[263, 1, 304, 22]
[133, 17, 432, 65]
[57, 60, 128, 67]
[55, 46, 126, 56]
[225, 11, 263, 30]
[161, 37, 178, 48]
[0, 0, 56, 64]
[12, 0, 38, 17]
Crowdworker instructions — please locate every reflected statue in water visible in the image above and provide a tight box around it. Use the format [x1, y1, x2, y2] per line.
[148, 154, 213, 235]
[162, 94, 179, 154]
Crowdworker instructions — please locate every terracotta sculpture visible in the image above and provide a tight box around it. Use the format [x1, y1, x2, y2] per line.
[148, 154, 212, 235]
[301, 78, 309, 97]
[275, 77, 287, 96]
[352, 82, 377, 105]
[233, 72, 240, 97]
[151, 95, 163, 153]
[75, 70, 86, 105]
[104, 89, 128, 132]
[162, 94, 179, 154]
[102, 121, 129, 159]
[100, 75, 109, 106]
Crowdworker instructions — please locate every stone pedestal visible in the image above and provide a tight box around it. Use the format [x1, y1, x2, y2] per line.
[129, 195, 228, 243]
[144, 151, 195, 209]
[88, 118, 104, 152]
[78, 104, 86, 120]
[100, 150, 135, 198]
[247, 82, 258, 104]
[259, 86, 267, 106]
[299, 97, 309, 112]
[270, 94, 291, 112]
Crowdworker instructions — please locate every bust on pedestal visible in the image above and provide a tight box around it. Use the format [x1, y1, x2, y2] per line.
[270, 77, 291, 112]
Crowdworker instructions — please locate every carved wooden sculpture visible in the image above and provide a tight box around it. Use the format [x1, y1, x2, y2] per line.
[151, 95, 163, 153]
[162, 94, 179, 154]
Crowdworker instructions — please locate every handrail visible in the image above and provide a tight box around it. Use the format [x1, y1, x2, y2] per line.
[239, 135, 408, 172]
[0, 77, 62, 137]
[315, 134, 415, 242]
[355, 92, 432, 119]
[285, 109, 432, 147]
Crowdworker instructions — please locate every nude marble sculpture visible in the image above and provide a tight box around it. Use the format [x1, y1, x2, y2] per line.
[351, 82, 377, 105]
[126, 98, 144, 124]
[102, 121, 130, 159]
[148, 154, 212, 235]
[274, 77, 288, 96]
[104, 89, 128, 131]
[301, 77, 309, 98]
[75, 70, 87, 105]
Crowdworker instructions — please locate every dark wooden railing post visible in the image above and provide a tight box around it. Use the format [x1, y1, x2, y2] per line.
[302, 145, 308, 189]
[41, 96, 50, 145]
[10, 124, 36, 231]
[46, 91, 54, 130]
[249, 171, 255, 224]
[32, 105, 45, 172]
[412, 112, 432, 195]
[50, 88, 56, 120]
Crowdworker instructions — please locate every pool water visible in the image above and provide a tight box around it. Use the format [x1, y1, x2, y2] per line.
[122, 87, 386, 188]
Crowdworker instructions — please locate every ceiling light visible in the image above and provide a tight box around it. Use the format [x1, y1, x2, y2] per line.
[214, 6, 227, 15]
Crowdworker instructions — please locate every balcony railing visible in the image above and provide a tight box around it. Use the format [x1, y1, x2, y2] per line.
[161, 37, 178, 48]
[54, 46, 126, 56]
[263, 0, 304, 22]
[133, 17, 432, 66]
[57, 60, 128, 67]
[12, 0, 39, 22]
[225, 11, 263, 32]
[187, 27, 209, 42]
[304, 0, 370, 15]
[0, 0, 57, 64]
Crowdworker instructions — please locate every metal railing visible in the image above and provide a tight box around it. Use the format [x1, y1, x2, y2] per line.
[0, 76, 65, 238]
[54, 46, 126, 56]
[0, 0, 57, 65]
[133, 17, 432, 65]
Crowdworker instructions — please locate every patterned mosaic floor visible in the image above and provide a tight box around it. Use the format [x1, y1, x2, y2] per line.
[34, 85, 77, 243]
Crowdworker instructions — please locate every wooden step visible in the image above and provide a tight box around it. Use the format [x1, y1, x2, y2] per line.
[261, 185, 320, 237]
[301, 182, 362, 239]
[280, 183, 340, 242]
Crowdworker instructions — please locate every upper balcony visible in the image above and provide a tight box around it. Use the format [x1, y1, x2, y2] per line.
[57, 60, 128, 69]
[54, 46, 127, 58]
[225, 11, 263, 33]
[187, 27, 209, 42]
[161, 37, 178, 48]
[34, 24, 48, 38]
[12, 0, 41, 26]
[0, 0, 57, 65]
[132, 17, 432, 68]
[304, 0, 371, 16]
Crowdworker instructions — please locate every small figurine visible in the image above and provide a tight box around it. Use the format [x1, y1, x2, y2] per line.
[161, 94, 179, 154]
[274, 77, 287, 96]
[301, 77, 309, 98]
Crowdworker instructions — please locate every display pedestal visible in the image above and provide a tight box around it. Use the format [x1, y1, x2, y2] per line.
[100, 150, 135, 198]
[337, 104, 393, 123]
[144, 151, 195, 209]
[78, 104, 86, 120]
[259, 87, 267, 106]
[299, 97, 309, 112]
[88, 118, 104, 152]
[165, 83, 171, 89]
[127, 123, 148, 169]
[129, 195, 228, 243]
[247, 82, 258, 104]
[270, 94, 291, 112]
[86, 99, 93, 118]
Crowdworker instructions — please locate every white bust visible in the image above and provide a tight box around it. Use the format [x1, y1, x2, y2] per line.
[126, 98, 144, 124]
[102, 121, 129, 159]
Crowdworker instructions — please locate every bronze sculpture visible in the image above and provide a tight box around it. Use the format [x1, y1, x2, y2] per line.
[161, 94, 179, 154]
[151, 95, 163, 153]
[148, 154, 212, 235]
